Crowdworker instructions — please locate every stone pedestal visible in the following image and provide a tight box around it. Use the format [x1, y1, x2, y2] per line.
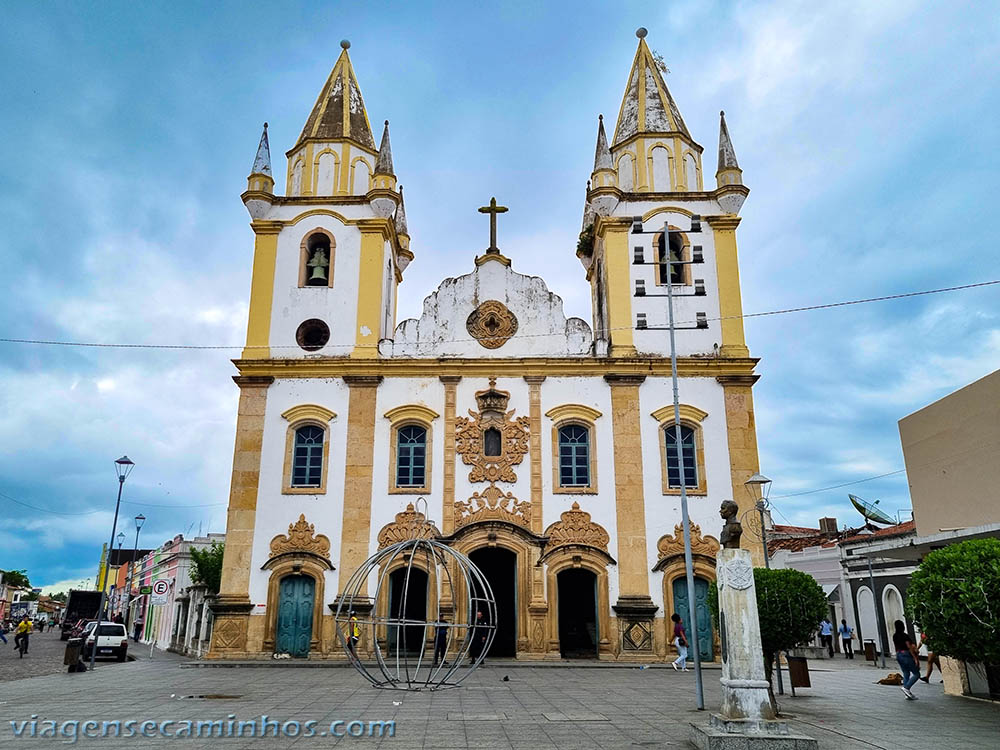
[689, 549, 816, 749]
[612, 595, 658, 657]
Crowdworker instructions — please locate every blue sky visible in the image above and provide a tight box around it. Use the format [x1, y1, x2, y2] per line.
[2, 1, 998, 592]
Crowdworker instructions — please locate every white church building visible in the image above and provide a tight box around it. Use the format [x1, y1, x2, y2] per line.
[210, 30, 762, 662]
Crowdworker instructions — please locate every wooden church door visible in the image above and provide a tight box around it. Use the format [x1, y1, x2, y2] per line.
[672, 577, 714, 661]
[276, 574, 314, 657]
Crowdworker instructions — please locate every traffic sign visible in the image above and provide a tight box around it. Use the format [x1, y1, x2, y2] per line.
[151, 579, 169, 606]
[139, 585, 152, 595]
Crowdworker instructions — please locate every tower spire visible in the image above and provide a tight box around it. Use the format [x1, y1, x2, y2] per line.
[717, 110, 740, 174]
[252, 122, 272, 177]
[294, 40, 376, 152]
[612, 28, 691, 146]
[375, 120, 395, 176]
[593, 114, 612, 171]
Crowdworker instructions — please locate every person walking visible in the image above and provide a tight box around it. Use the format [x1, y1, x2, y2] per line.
[918, 632, 941, 683]
[670, 613, 689, 671]
[893, 620, 921, 699]
[133, 616, 144, 644]
[347, 612, 360, 657]
[838, 619, 854, 659]
[469, 610, 488, 664]
[0, 620, 7, 645]
[819, 618, 834, 658]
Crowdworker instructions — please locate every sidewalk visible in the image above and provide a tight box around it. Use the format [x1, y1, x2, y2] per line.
[1, 655, 996, 748]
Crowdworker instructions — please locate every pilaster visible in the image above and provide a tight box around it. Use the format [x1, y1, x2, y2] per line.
[707, 215, 750, 358]
[439, 376, 461, 535]
[242, 222, 282, 360]
[717, 374, 763, 567]
[353, 220, 392, 358]
[525, 376, 546, 535]
[337, 376, 382, 592]
[596, 216, 637, 357]
[209, 375, 273, 657]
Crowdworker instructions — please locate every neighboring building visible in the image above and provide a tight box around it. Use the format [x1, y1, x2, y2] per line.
[769, 517, 858, 657]
[127, 533, 224, 652]
[211, 32, 764, 662]
[864, 368, 1000, 701]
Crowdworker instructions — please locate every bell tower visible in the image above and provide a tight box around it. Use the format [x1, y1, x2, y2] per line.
[239, 41, 411, 360]
[579, 28, 751, 360]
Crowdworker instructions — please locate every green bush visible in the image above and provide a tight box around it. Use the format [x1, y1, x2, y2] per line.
[708, 566, 827, 704]
[907, 537, 1000, 665]
[190, 542, 225, 594]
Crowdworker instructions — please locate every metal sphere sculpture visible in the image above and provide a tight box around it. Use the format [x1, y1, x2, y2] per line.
[334, 533, 497, 691]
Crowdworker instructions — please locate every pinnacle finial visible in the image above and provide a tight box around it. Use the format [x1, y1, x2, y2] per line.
[251, 120, 272, 177]
[340, 39, 350, 49]
[636, 27, 648, 39]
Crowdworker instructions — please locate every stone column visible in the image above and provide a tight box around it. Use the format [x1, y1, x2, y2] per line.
[706, 215, 750, 359]
[524, 376, 545, 534]
[439, 376, 461, 535]
[605, 374, 658, 657]
[209, 375, 273, 658]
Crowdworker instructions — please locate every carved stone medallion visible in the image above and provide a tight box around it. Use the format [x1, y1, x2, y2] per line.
[269, 514, 331, 559]
[467, 300, 518, 349]
[724, 557, 753, 590]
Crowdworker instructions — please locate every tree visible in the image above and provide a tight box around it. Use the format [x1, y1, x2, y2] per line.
[709, 567, 827, 711]
[189, 542, 225, 594]
[50, 592, 67, 603]
[1, 570, 31, 588]
[907, 538, 1000, 666]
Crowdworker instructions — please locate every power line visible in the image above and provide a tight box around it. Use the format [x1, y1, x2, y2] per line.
[0, 279, 996, 352]
[769, 470, 907, 499]
[0, 490, 102, 516]
[0, 488, 225, 517]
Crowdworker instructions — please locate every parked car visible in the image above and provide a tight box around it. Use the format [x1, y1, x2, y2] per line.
[82, 622, 129, 662]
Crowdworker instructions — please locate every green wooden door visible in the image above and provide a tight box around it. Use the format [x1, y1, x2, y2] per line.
[276, 575, 314, 658]
[672, 577, 714, 661]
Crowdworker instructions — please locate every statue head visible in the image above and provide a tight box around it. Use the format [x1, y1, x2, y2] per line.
[720, 500, 739, 521]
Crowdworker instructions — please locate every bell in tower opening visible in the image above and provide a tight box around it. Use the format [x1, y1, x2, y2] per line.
[306, 235, 331, 286]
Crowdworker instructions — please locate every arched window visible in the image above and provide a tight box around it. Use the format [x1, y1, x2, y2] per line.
[300, 231, 334, 288]
[558, 425, 591, 487]
[684, 153, 699, 191]
[664, 424, 697, 489]
[291, 426, 325, 488]
[395, 425, 427, 488]
[656, 231, 685, 285]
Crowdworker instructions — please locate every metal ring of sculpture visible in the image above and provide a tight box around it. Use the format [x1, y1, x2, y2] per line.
[334, 535, 497, 690]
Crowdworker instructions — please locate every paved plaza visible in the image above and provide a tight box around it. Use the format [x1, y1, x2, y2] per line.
[1, 645, 997, 749]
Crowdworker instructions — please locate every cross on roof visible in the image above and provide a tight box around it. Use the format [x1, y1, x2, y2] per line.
[478, 197, 508, 254]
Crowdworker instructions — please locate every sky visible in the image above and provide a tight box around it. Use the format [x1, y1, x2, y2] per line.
[1, 0, 998, 593]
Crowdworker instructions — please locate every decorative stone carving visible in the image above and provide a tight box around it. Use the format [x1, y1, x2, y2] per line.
[543, 502, 610, 552]
[723, 557, 754, 591]
[466, 300, 519, 349]
[269, 514, 331, 559]
[454, 379, 530, 484]
[377, 503, 441, 548]
[455, 485, 532, 530]
[656, 523, 720, 563]
[622, 620, 652, 651]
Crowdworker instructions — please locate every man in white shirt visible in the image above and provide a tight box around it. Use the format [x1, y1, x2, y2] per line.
[819, 618, 834, 658]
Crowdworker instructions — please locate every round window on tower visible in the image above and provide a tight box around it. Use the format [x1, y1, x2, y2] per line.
[296, 319, 330, 352]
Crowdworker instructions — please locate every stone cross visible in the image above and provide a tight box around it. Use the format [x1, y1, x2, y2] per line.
[478, 197, 508, 254]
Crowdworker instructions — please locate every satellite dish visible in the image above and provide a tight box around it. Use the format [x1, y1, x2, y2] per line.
[849, 494, 894, 525]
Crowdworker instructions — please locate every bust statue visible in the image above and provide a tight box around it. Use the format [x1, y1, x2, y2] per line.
[719, 500, 742, 549]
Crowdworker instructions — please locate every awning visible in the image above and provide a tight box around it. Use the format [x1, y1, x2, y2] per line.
[823, 583, 840, 601]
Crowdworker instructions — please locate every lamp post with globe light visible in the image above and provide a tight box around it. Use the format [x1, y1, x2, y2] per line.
[744, 473, 772, 568]
[113, 532, 125, 617]
[89, 456, 135, 672]
[124, 514, 145, 632]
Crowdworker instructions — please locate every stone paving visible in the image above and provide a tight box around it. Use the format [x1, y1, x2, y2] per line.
[0, 651, 997, 749]
[0, 628, 137, 683]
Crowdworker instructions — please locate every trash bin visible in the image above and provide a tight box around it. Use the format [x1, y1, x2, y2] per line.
[863, 640, 877, 662]
[786, 655, 811, 688]
[64, 638, 85, 673]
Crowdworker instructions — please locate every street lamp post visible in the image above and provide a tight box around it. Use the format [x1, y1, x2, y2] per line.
[124, 514, 146, 632]
[89, 456, 135, 673]
[631, 216, 708, 710]
[744, 473, 785, 695]
[857, 527, 888, 668]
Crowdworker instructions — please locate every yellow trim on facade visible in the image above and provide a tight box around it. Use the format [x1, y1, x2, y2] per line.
[387, 418, 433, 495]
[349, 156, 373, 195]
[717, 375, 763, 565]
[311, 148, 341, 195]
[440, 376, 461, 534]
[352, 228, 387, 358]
[242, 223, 281, 360]
[545, 404, 603, 423]
[383, 404, 440, 424]
[650, 404, 707, 424]
[281, 419, 332, 496]
[338, 142, 351, 196]
[707, 214, 750, 358]
[526, 376, 546, 533]
[474, 252, 512, 267]
[234, 355, 759, 380]
[281, 404, 337, 424]
[596, 217, 636, 357]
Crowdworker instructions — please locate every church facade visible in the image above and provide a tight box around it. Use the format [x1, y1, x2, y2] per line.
[210, 31, 762, 662]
